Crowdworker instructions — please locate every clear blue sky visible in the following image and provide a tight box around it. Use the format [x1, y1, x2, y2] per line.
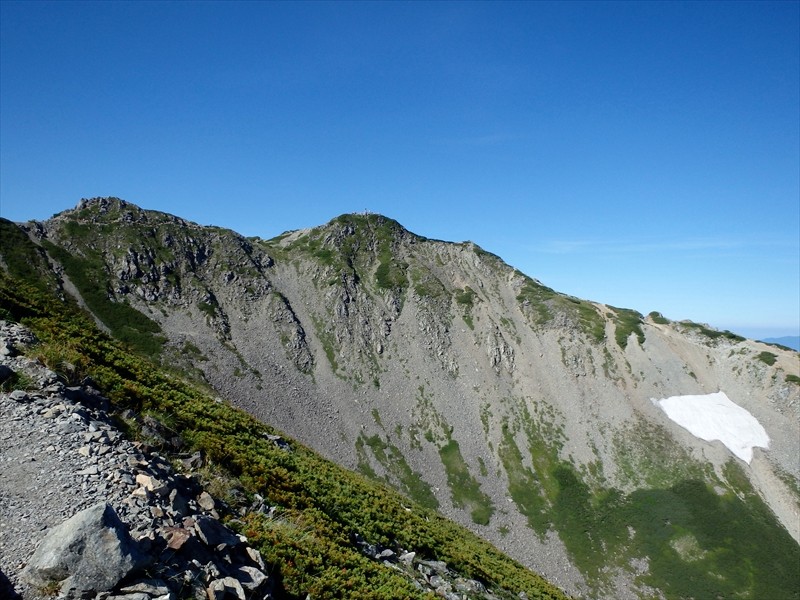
[1, 1, 798, 339]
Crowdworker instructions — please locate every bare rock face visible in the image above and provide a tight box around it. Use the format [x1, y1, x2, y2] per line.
[20, 502, 149, 596]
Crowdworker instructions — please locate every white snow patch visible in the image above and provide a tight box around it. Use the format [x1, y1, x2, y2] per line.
[652, 391, 769, 464]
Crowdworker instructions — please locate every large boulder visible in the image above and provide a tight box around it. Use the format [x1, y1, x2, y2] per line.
[20, 502, 150, 596]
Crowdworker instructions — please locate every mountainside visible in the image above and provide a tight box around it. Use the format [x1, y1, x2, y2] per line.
[2, 197, 799, 599]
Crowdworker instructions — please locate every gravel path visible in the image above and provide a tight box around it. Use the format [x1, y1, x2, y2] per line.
[0, 321, 246, 600]
[0, 352, 149, 598]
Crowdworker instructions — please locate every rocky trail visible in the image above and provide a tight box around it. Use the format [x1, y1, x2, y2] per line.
[0, 321, 278, 600]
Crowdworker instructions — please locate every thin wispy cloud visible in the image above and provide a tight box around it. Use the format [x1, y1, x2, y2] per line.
[535, 238, 796, 255]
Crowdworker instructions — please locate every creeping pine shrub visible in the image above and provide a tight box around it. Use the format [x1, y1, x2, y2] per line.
[0, 370, 35, 392]
[756, 351, 778, 366]
[34, 337, 90, 385]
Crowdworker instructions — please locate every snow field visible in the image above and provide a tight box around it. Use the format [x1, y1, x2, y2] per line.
[652, 391, 769, 463]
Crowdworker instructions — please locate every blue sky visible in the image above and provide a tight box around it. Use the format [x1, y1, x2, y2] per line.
[1, 1, 798, 339]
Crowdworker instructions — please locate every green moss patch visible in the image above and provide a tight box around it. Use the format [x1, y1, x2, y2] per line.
[610, 306, 645, 349]
[41, 241, 164, 358]
[439, 439, 494, 525]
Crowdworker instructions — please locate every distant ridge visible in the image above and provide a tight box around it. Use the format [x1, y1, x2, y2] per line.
[761, 336, 800, 351]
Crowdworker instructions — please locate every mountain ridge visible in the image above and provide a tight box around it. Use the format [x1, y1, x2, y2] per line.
[2, 197, 799, 599]
[761, 336, 800, 352]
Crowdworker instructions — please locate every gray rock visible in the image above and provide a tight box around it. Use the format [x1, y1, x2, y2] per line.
[207, 576, 246, 600]
[197, 491, 215, 511]
[233, 565, 268, 591]
[58, 421, 83, 434]
[455, 577, 487, 593]
[194, 516, 241, 548]
[203, 561, 222, 579]
[245, 546, 266, 570]
[118, 578, 170, 595]
[42, 406, 63, 419]
[20, 502, 150, 596]
[168, 488, 190, 517]
[106, 593, 150, 600]
[420, 559, 448, 574]
[9, 389, 29, 402]
[180, 451, 204, 470]
[43, 383, 64, 395]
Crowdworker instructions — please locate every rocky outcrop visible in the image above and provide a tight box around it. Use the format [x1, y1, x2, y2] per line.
[486, 327, 515, 375]
[267, 292, 313, 373]
[353, 534, 501, 600]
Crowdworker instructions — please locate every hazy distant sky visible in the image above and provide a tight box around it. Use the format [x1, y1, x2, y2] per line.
[1, 1, 798, 339]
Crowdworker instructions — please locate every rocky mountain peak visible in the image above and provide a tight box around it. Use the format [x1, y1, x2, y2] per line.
[1, 198, 798, 599]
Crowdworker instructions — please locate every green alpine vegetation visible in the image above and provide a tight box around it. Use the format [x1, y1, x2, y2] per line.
[490, 397, 800, 598]
[354, 432, 440, 511]
[281, 213, 411, 294]
[756, 350, 778, 366]
[610, 306, 646, 349]
[439, 438, 494, 525]
[678, 320, 746, 343]
[516, 277, 605, 342]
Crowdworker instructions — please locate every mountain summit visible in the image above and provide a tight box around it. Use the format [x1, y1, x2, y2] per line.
[2, 197, 798, 599]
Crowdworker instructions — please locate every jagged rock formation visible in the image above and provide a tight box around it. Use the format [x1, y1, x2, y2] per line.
[2, 198, 799, 599]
